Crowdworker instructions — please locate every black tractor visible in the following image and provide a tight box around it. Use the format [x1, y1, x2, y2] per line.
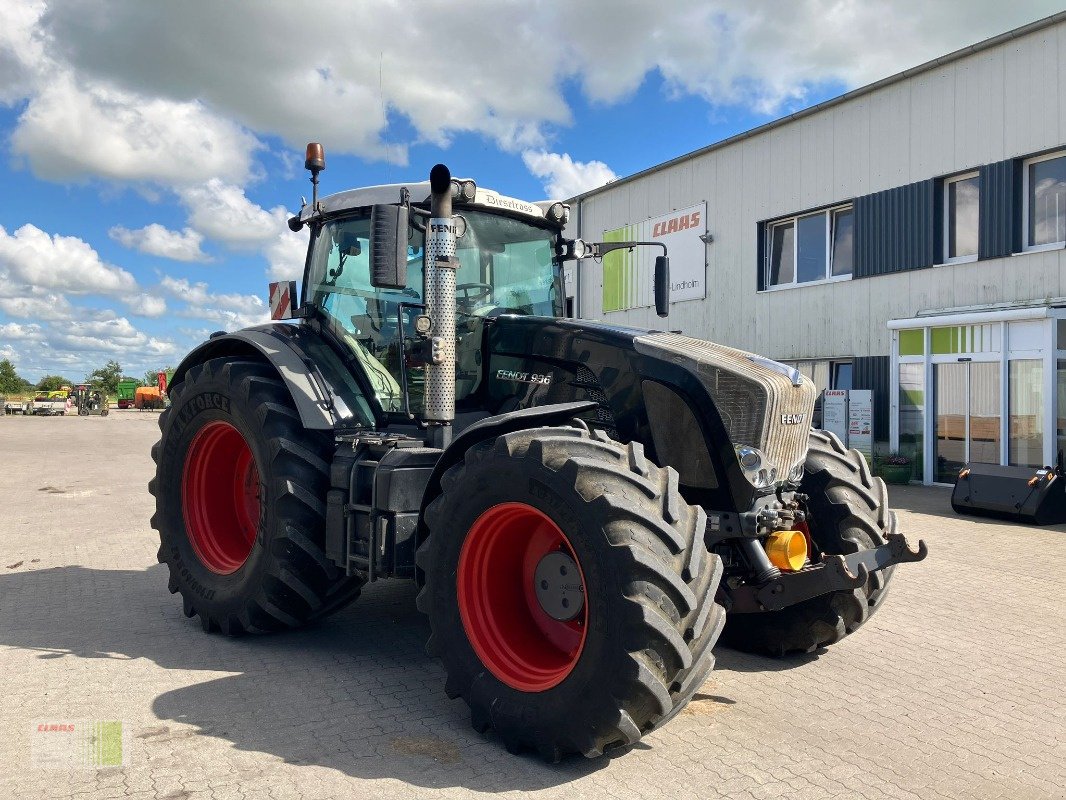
[150, 148, 925, 761]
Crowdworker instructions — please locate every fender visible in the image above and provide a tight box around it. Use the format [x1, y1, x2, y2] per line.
[171, 323, 376, 430]
[416, 400, 598, 547]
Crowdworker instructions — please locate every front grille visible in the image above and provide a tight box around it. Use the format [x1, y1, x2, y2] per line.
[633, 332, 816, 476]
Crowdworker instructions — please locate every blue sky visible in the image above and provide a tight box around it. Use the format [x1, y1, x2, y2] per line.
[0, 1, 1059, 382]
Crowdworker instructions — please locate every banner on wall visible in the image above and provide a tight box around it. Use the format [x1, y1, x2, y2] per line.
[601, 202, 707, 312]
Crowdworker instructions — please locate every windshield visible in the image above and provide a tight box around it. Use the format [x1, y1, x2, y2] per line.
[306, 207, 562, 415]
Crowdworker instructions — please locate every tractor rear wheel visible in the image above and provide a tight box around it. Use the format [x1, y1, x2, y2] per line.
[722, 430, 896, 657]
[149, 357, 363, 634]
[417, 426, 725, 760]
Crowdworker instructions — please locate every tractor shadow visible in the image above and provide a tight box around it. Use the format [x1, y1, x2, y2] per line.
[0, 564, 613, 790]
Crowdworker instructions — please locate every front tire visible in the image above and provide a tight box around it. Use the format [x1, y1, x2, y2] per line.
[149, 358, 363, 634]
[722, 430, 896, 657]
[417, 426, 725, 760]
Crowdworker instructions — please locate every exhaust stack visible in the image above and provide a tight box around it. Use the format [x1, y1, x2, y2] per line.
[423, 164, 458, 444]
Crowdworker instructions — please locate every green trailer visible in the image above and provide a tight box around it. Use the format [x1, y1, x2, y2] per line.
[116, 379, 140, 409]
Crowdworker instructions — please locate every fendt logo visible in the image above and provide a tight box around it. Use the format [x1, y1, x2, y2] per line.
[781, 414, 805, 425]
[652, 211, 701, 237]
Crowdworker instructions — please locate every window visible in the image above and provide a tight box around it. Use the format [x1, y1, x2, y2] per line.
[1024, 151, 1066, 250]
[898, 363, 925, 480]
[764, 205, 853, 288]
[1009, 359, 1044, 466]
[831, 361, 853, 390]
[831, 207, 854, 276]
[944, 172, 979, 262]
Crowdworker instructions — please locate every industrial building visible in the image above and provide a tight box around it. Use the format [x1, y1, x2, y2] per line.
[564, 12, 1066, 484]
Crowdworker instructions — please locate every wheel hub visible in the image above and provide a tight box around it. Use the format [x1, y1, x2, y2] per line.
[533, 551, 584, 621]
[456, 502, 588, 692]
[181, 420, 261, 575]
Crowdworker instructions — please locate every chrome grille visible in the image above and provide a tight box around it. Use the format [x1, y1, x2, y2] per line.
[633, 332, 817, 476]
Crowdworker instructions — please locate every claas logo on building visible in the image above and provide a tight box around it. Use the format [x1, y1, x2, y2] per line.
[652, 211, 701, 237]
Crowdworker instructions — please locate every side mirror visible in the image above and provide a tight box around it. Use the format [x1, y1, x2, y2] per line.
[654, 255, 670, 318]
[370, 204, 409, 289]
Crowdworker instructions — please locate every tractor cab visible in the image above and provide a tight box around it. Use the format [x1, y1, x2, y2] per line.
[298, 189, 564, 416]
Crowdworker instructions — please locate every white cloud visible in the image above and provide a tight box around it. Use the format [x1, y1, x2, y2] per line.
[159, 275, 267, 330]
[109, 223, 208, 262]
[0, 293, 75, 321]
[11, 73, 260, 187]
[522, 150, 617, 200]
[0, 0, 1059, 193]
[0, 0, 46, 104]
[126, 293, 167, 317]
[179, 180, 289, 248]
[0, 224, 137, 296]
[265, 227, 308, 282]
[0, 321, 45, 341]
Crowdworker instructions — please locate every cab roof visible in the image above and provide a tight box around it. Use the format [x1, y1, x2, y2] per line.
[297, 180, 552, 225]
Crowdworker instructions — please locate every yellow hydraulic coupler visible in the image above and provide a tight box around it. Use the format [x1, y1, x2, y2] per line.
[764, 530, 808, 572]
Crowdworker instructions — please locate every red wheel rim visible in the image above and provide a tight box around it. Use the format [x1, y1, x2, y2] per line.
[457, 502, 588, 692]
[181, 421, 261, 575]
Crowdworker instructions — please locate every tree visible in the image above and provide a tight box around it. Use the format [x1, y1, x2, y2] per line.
[85, 360, 123, 396]
[144, 366, 173, 389]
[37, 375, 72, 392]
[0, 359, 30, 394]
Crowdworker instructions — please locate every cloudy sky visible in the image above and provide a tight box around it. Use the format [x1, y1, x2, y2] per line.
[0, 1, 1059, 382]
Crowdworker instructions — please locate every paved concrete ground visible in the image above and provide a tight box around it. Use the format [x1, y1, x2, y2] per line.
[0, 412, 1064, 800]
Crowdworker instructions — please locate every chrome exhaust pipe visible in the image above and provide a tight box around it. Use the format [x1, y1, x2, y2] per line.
[424, 164, 458, 441]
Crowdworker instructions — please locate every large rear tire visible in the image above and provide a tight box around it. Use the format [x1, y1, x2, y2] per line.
[416, 426, 725, 760]
[722, 430, 895, 657]
[149, 357, 363, 634]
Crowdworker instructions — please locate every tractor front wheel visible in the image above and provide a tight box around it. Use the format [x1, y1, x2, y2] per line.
[417, 426, 725, 760]
[149, 358, 363, 634]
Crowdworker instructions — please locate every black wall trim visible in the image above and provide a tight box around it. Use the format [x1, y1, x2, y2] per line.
[853, 355, 890, 443]
[978, 158, 1022, 259]
[756, 221, 767, 292]
[854, 180, 936, 278]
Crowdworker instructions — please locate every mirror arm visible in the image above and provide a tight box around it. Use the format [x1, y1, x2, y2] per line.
[556, 238, 668, 262]
[592, 241, 667, 259]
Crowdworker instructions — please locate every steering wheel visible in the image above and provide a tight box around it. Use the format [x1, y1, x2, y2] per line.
[455, 282, 493, 309]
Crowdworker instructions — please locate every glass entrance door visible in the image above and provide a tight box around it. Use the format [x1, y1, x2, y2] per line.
[935, 361, 1000, 482]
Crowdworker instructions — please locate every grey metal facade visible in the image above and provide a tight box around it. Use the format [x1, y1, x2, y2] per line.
[853, 181, 936, 279]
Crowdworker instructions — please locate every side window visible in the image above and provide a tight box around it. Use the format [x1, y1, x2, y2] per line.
[308, 217, 423, 413]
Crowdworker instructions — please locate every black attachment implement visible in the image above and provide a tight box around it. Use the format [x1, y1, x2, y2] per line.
[952, 462, 1066, 525]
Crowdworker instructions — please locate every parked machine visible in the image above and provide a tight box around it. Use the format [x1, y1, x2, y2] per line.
[116, 379, 140, 409]
[952, 461, 1066, 524]
[32, 390, 70, 415]
[71, 384, 109, 416]
[150, 149, 926, 760]
[3, 396, 32, 415]
[135, 386, 164, 410]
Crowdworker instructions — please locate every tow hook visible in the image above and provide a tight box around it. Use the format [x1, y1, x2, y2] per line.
[728, 532, 928, 613]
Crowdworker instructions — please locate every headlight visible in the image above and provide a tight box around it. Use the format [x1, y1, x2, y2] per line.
[735, 445, 777, 489]
[736, 446, 761, 470]
[787, 462, 805, 483]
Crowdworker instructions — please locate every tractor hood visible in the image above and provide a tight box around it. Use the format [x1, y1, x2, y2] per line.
[484, 316, 817, 510]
